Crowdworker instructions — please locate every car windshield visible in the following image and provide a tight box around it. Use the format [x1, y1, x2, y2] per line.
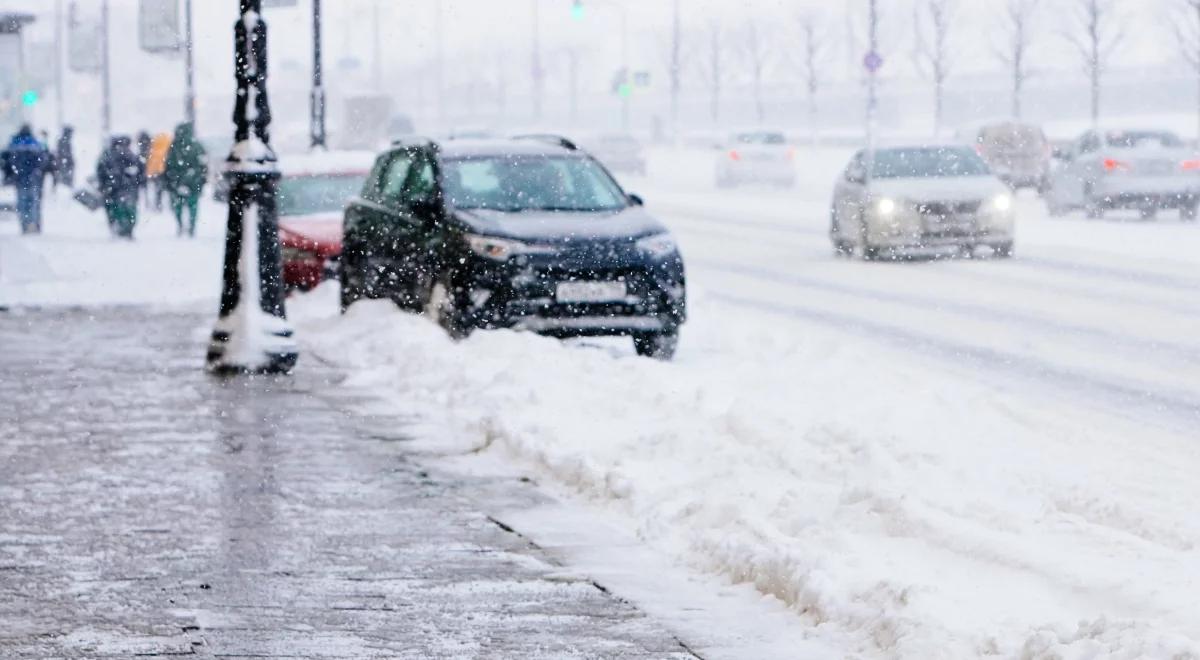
[443, 155, 628, 212]
[735, 132, 787, 145]
[277, 174, 366, 217]
[870, 147, 992, 178]
[1105, 131, 1184, 149]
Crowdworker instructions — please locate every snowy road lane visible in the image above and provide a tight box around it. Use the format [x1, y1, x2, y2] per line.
[642, 188, 1200, 430]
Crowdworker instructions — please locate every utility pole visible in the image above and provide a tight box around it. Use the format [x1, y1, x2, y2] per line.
[372, 0, 382, 90]
[310, 0, 326, 149]
[207, 0, 297, 375]
[435, 0, 444, 122]
[619, 7, 629, 131]
[669, 0, 681, 141]
[55, 0, 64, 131]
[865, 0, 879, 179]
[100, 0, 111, 139]
[531, 0, 544, 122]
[184, 0, 196, 125]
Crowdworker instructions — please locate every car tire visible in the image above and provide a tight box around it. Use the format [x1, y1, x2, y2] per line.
[339, 274, 362, 314]
[1182, 203, 1199, 222]
[633, 330, 678, 360]
[858, 220, 881, 261]
[425, 273, 473, 340]
[1084, 187, 1104, 219]
[993, 242, 1015, 259]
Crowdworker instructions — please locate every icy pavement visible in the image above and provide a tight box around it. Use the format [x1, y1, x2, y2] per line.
[0, 308, 699, 659]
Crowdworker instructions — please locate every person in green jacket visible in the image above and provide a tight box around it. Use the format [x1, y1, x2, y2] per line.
[162, 123, 208, 237]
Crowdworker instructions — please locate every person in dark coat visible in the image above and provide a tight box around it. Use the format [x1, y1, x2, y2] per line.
[96, 136, 145, 239]
[136, 130, 152, 209]
[3, 125, 51, 234]
[55, 126, 75, 190]
[162, 123, 208, 237]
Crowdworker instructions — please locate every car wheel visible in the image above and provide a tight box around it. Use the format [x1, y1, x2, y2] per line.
[1084, 187, 1104, 219]
[858, 219, 881, 261]
[993, 242, 1015, 259]
[633, 330, 678, 360]
[425, 273, 473, 340]
[1139, 206, 1158, 221]
[339, 274, 362, 314]
[1182, 203, 1199, 222]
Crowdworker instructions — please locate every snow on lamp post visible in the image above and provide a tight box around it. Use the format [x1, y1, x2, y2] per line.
[206, 0, 298, 375]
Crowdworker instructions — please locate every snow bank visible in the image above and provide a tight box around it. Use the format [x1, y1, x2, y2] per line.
[294, 284, 1200, 659]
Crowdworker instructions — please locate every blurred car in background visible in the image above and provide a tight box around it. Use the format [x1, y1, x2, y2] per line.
[957, 120, 1050, 191]
[830, 145, 1015, 260]
[715, 130, 795, 188]
[277, 151, 373, 290]
[585, 133, 646, 175]
[1043, 128, 1200, 220]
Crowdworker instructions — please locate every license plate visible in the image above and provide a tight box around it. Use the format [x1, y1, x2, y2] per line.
[556, 280, 626, 303]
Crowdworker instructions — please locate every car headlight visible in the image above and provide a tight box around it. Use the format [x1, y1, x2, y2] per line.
[466, 234, 556, 261]
[636, 233, 678, 258]
[876, 198, 897, 215]
[992, 193, 1013, 212]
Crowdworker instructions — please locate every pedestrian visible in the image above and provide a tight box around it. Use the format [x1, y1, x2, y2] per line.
[2, 125, 52, 234]
[55, 126, 75, 190]
[146, 132, 172, 212]
[136, 131, 153, 209]
[163, 123, 207, 238]
[96, 136, 145, 239]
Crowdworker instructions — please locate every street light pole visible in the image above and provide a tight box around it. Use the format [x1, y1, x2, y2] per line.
[55, 0, 64, 131]
[184, 0, 196, 125]
[207, 0, 298, 375]
[310, 0, 326, 149]
[100, 0, 111, 139]
[619, 7, 629, 131]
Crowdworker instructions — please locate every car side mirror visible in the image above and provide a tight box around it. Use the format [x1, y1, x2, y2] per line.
[627, 193, 644, 207]
[845, 169, 866, 185]
[408, 198, 441, 220]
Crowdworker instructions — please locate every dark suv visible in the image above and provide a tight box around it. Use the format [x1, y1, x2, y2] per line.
[340, 136, 687, 359]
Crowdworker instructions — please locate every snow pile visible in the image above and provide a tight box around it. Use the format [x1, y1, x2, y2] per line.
[293, 284, 1200, 659]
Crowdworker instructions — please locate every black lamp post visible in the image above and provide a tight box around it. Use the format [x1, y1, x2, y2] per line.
[206, 0, 298, 375]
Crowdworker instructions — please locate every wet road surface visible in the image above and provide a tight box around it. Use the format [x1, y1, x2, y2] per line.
[0, 308, 698, 659]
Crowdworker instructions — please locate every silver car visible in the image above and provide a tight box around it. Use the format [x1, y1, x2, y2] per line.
[1043, 129, 1200, 221]
[958, 121, 1051, 191]
[830, 145, 1016, 260]
[715, 130, 795, 188]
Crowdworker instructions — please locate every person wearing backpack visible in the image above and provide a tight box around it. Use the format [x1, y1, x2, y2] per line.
[163, 123, 208, 237]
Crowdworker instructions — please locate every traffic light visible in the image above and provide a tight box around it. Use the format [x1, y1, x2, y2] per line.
[570, 0, 584, 21]
[21, 90, 37, 107]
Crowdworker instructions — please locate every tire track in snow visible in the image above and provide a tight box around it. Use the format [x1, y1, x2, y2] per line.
[705, 291, 1200, 434]
[692, 256, 1200, 370]
[663, 205, 1200, 318]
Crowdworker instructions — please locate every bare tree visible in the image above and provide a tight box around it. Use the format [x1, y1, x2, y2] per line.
[734, 17, 773, 122]
[669, 0, 682, 140]
[796, 12, 827, 145]
[994, 0, 1039, 119]
[1172, 0, 1200, 139]
[1062, 0, 1124, 126]
[694, 20, 727, 125]
[912, 0, 957, 136]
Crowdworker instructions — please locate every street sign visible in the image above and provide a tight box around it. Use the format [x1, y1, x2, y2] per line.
[139, 0, 180, 54]
[633, 71, 651, 88]
[863, 51, 883, 73]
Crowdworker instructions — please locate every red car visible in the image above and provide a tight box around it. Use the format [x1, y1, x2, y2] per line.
[277, 152, 374, 291]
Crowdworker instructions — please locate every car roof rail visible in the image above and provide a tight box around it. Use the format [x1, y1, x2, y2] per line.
[511, 133, 579, 151]
[391, 135, 440, 150]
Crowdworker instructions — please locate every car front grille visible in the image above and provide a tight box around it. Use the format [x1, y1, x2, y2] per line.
[916, 200, 981, 216]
